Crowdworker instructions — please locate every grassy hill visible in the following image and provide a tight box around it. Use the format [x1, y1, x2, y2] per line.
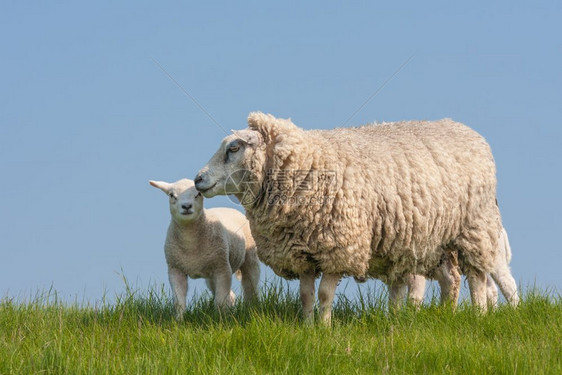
[1, 283, 560, 374]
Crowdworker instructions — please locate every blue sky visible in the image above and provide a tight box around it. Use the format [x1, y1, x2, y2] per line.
[1, 1, 560, 303]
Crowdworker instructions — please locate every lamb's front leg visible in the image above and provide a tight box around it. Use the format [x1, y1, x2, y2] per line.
[299, 272, 316, 324]
[213, 268, 234, 309]
[168, 267, 188, 320]
[318, 273, 340, 325]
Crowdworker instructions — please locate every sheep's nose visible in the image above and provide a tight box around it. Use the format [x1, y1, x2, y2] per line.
[194, 174, 203, 188]
[181, 204, 192, 211]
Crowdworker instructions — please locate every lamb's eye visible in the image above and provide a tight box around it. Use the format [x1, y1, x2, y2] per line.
[168, 193, 176, 200]
[196, 192, 202, 198]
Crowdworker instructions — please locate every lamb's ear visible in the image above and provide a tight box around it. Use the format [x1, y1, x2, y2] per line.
[247, 112, 299, 143]
[149, 180, 172, 194]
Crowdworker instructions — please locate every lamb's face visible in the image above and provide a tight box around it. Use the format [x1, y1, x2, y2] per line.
[149, 178, 204, 223]
[195, 129, 265, 201]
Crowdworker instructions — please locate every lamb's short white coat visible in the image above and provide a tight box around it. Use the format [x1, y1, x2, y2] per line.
[150, 178, 260, 319]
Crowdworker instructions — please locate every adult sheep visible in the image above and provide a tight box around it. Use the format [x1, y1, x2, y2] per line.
[195, 112, 505, 324]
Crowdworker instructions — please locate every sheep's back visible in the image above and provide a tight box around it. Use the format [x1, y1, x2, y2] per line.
[250, 119, 500, 280]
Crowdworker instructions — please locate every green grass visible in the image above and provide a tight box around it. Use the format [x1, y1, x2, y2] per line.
[1, 282, 561, 374]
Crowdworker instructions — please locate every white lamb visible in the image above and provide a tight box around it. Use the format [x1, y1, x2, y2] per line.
[195, 112, 517, 324]
[403, 226, 518, 308]
[149, 178, 260, 319]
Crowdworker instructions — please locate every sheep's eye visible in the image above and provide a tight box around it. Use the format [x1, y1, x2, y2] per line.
[225, 142, 242, 162]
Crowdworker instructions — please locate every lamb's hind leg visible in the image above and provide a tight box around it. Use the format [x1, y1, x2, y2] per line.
[318, 273, 340, 325]
[238, 249, 261, 303]
[299, 272, 316, 324]
[206, 276, 236, 305]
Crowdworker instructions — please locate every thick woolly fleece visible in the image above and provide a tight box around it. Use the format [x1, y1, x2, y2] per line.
[242, 113, 502, 284]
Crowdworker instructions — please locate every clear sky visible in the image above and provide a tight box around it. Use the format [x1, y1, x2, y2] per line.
[1, 1, 560, 303]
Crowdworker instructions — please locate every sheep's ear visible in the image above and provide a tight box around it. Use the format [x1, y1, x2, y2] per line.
[247, 112, 299, 143]
[149, 180, 172, 194]
[231, 129, 263, 146]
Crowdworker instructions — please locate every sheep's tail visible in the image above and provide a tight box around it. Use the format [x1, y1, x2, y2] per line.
[235, 269, 242, 281]
[500, 227, 512, 264]
[496, 199, 512, 264]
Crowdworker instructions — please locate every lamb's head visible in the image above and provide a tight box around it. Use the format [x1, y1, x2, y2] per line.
[195, 112, 302, 206]
[149, 178, 204, 223]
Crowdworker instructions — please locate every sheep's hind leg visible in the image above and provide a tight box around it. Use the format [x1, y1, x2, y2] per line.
[455, 216, 499, 312]
[434, 251, 461, 308]
[467, 270, 488, 312]
[490, 263, 519, 306]
[299, 272, 316, 324]
[318, 273, 340, 325]
[486, 275, 499, 308]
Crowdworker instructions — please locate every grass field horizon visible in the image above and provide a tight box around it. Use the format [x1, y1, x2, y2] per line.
[1, 281, 560, 374]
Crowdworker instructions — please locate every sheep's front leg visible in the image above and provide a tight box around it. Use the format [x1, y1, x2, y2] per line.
[168, 267, 188, 320]
[388, 281, 408, 309]
[406, 275, 426, 307]
[318, 273, 340, 325]
[213, 268, 234, 309]
[299, 272, 316, 324]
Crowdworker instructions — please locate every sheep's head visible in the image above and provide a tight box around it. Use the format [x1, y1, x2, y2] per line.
[195, 112, 302, 206]
[149, 178, 204, 224]
[194, 128, 265, 205]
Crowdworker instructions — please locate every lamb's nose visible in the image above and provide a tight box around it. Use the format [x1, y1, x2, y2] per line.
[181, 204, 192, 211]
